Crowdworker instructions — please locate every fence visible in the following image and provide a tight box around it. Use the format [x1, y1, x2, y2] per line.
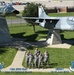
[6, 17, 27, 26]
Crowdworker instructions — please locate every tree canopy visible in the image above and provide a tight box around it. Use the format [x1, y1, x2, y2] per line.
[22, 2, 47, 32]
[22, 2, 38, 17]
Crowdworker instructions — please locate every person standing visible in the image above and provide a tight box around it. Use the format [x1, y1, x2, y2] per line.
[25, 50, 30, 67]
[43, 51, 49, 66]
[34, 48, 40, 56]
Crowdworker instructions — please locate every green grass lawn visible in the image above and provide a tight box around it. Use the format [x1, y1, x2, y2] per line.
[23, 45, 74, 68]
[48, 12, 74, 17]
[9, 24, 74, 41]
[9, 24, 48, 41]
[1, 72, 74, 75]
[0, 72, 74, 75]
[0, 47, 17, 68]
[8, 23, 74, 68]
[0, 12, 74, 74]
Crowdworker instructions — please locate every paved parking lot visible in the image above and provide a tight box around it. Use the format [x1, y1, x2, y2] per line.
[13, 1, 74, 11]
[0, 0, 74, 11]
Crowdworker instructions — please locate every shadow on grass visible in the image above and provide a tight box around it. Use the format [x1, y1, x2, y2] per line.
[61, 34, 74, 45]
[49, 63, 58, 68]
[42, 63, 58, 69]
[25, 33, 38, 42]
[11, 32, 38, 42]
[27, 63, 58, 69]
[36, 30, 48, 34]
[36, 30, 74, 45]
[27, 46, 34, 50]
[40, 63, 58, 69]
[11, 32, 25, 38]
[0, 49, 7, 54]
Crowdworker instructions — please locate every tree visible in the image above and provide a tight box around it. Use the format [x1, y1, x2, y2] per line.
[22, 2, 38, 33]
[22, 2, 47, 33]
[22, 2, 38, 17]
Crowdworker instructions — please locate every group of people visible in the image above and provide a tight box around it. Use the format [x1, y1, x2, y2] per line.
[25, 48, 49, 68]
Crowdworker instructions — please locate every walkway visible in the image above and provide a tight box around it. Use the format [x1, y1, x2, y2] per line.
[1, 48, 26, 72]
[1, 47, 71, 72]
[0, 41, 73, 72]
[27, 68, 71, 72]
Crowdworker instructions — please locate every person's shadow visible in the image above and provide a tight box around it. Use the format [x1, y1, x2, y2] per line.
[41, 63, 58, 68]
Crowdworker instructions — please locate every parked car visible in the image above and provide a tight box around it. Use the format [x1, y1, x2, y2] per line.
[12, 2, 16, 5]
[11, 1, 30, 5]
[21, 2, 30, 5]
[15, 2, 21, 5]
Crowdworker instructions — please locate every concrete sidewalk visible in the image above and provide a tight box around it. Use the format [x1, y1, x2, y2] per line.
[28, 68, 71, 72]
[1, 47, 71, 72]
[0, 40, 73, 72]
[1, 49, 26, 72]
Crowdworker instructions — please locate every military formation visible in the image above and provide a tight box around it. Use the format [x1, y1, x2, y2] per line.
[25, 48, 49, 68]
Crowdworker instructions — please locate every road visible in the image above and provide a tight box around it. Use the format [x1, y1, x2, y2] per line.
[12, 1, 74, 11]
[6, 19, 26, 25]
[0, 1, 74, 11]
